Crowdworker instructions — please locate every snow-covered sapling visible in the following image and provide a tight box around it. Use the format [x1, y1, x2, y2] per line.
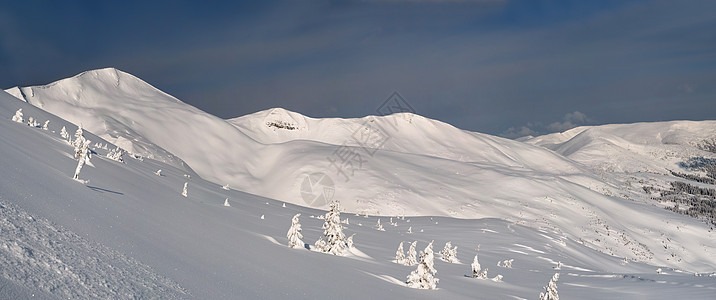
[223, 198, 230, 207]
[376, 219, 385, 231]
[42, 120, 49, 130]
[396, 241, 407, 265]
[347, 234, 355, 248]
[407, 226, 412, 234]
[407, 241, 418, 266]
[439, 241, 459, 263]
[491, 274, 503, 282]
[155, 169, 162, 176]
[555, 261, 562, 270]
[286, 213, 304, 249]
[181, 182, 188, 197]
[471, 246, 481, 278]
[222, 183, 230, 190]
[11, 108, 23, 123]
[539, 273, 559, 300]
[72, 126, 92, 180]
[60, 126, 69, 142]
[406, 241, 439, 290]
[314, 200, 349, 255]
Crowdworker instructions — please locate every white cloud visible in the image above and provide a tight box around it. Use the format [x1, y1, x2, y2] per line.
[502, 111, 592, 139]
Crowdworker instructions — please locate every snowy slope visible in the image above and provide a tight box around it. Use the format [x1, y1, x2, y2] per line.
[2, 90, 716, 299]
[524, 121, 716, 173]
[5, 69, 716, 275]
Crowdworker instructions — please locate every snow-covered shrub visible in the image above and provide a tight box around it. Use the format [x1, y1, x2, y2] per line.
[287, 213, 304, 249]
[396, 241, 407, 265]
[406, 241, 438, 290]
[376, 219, 385, 231]
[106, 147, 124, 162]
[407, 226, 412, 234]
[539, 273, 559, 300]
[492, 275, 503, 282]
[155, 169, 162, 176]
[223, 198, 230, 207]
[181, 182, 188, 197]
[439, 241, 459, 263]
[478, 268, 488, 279]
[222, 184, 230, 190]
[11, 108, 23, 123]
[314, 200, 349, 255]
[42, 120, 49, 130]
[499, 259, 513, 268]
[27, 117, 40, 128]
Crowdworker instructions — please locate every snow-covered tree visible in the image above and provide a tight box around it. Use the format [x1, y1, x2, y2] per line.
[406, 241, 438, 290]
[407, 241, 418, 266]
[396, 241, 407, 265]
[407, 226, 412, 234]
[155, 169, 162, 176]
[314, 200, 348, 255]
[181, 182, 188, 197]
[471, 246, 481, 278]
[42, 120, 49, 130]
[73, 139, 91, 180]
[71, 126, 91, 180]
[439, 241, 459, 263]
[223, 198, 230, 207]
[539, 273, 559, 300]
[376, 219, 385, 231]
[286, 213, 304, 249]
[222, 184, 230, 190]
[60, 126, 69, 141]
[555, 261, 562, 270]
[11, 108, 23, 123]
[72, 125, 85, 150]
[491, 274, 503, 282]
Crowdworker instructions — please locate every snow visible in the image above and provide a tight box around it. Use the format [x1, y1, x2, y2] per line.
[2, 69, 716, 298]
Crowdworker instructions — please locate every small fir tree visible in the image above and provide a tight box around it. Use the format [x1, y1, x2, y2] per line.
[407, 241, 418, 266]
[181, 182, 188, 197]
[395, 241, 407, 265]
[286, 213, 304, 249]
[314, 200, 348, 255]
[406, 241, 438, 290]
[539, 273, 559, 300]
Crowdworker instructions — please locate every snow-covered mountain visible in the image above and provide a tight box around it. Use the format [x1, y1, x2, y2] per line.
[3, 68, 716, 298]
[3, 88, 716, 299]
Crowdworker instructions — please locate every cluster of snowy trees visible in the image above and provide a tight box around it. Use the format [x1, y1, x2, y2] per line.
[285, 200, 353, 255]
[11, 108, 50, 130]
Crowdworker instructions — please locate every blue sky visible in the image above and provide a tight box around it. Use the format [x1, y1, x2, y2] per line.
[1, 0, 714, 137]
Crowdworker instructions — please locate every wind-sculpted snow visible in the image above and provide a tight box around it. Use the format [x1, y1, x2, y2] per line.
[0, 200, 187, 299]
